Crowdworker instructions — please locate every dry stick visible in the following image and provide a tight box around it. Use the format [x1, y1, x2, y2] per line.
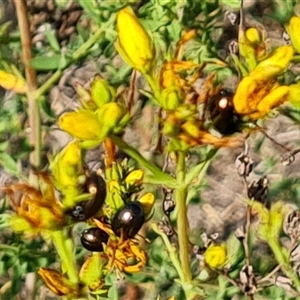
[14, 0, 41, 170]
[14, 1, 39, 300]
[257, 265, 281, 285]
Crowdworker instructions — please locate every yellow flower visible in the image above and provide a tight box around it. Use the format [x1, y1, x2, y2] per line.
[116, 7, 154, 73]
[286, 15, 300, 53]
[204, 243, 227, 269]
[59, 109, 103, 142]
[0, 70, 27, 93]
[59, 102, 125, 148]
[233, 45, 294, 119]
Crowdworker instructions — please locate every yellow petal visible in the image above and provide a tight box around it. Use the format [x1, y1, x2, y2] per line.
[288, 81, 300, 107]
[255, 45, 294, 76]
[59, 109, 103, 141]
[233, 76, 257, 114]
[0, 70, 27, 93]
[138, 192, 155, 216]
[125, 169, 144, 185]
[50, 140, 82, 188]
[116, 7, 154, 73]
[286, 16, 300, 53]
[256, 85, 289, 116]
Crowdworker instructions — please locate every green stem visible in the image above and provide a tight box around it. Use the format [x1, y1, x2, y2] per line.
[34, 70, 62, 100]
[72, 26, 107, 61]
[175, 151, 191, 284]
[269, 239, 300, 292]
[50, 230, 79, 284]
[144, 73, 161, 103]
[151, 223, 185, 282]
[110, 135, 177, 186]
[34, 20, 112, 101]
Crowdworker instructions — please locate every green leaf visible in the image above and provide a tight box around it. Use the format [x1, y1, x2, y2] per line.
[45, 26, 60, 52]
[166, 19, 182, 42]
[0, 152, 18, 174]
[219, 0, 241, 9]
[0, 141, 8, 152]
[39, 96, 56, 120]
[30, 55, 61, 71]
[225, 234, 244, 269]
[78, 0, 100, 23]
[185, 148, 216, 185]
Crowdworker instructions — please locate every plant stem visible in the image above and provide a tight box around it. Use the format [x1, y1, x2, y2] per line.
[72, 25, 108, 61]
[110, 135, 177, 186]
[175, 151, 191, 283]
[34, 70, 62, 100]
[14, 0, 41, 169]
[144, 73, 161, 103]
[151, 223, 185, 282]
[268, 239, 300, 292]
[34, 21, 112, 101]
[50, 230, 79, 284]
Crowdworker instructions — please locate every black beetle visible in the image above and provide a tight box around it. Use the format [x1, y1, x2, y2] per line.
[208, 89, 240, 135]
[111, 202, 145, 239]
[66, 172, 107, 221]
[80, 227, 109, 252]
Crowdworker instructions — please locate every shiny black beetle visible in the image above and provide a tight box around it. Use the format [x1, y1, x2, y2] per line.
[66, 172, 107, 221]
[111, 202, 145, 239]
[207, 89, 241, 135]
[80, 227, 109, 252]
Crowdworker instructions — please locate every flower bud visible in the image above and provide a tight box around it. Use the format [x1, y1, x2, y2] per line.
[96, 102, 125, 138]
[181, 120, 201, 139]
[125, 169, 144, 185]
[245, 28, 261, 45]
[161, 88, 181, 110]
[138, 192, 155, 216]
[74, 83, 95, 110]
[204, 243, 227, 269]
[91, 76, 116, 107]
[116, 7, 154, 73]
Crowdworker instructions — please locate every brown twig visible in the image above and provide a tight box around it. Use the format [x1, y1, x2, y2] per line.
[14, 0, 41, 170]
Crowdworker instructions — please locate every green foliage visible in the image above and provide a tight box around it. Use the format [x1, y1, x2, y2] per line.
[1, 0, 300, 299]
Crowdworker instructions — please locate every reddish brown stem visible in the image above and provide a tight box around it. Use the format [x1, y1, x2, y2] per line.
[14, 0, 41, 169]
[104, 138, 116, 168]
